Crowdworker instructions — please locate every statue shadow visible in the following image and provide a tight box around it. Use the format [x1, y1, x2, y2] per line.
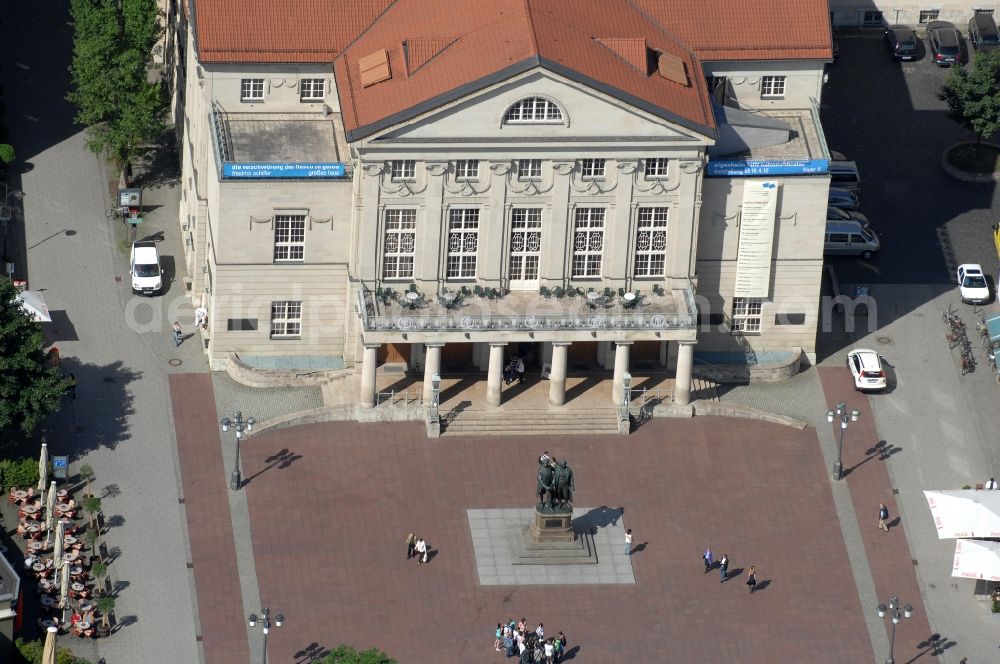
[574, 506, 625, 534]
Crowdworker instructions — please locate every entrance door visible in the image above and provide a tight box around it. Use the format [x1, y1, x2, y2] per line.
[377, 343, 411, 366]
[508, 208, 542, 290]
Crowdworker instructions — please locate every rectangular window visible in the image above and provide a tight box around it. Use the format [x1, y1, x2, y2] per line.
[580, 158, 606, 180]
[918, 10, 939, 23]
[390, 160, 416, 181]
[300, 78, 325, 101]
[976, 9, 995, 16]
[572, 208, 605, 277]
[446, 209, 479, 279]
[863, 10, 884, 27]
[240, 78, 264, 102]
[731, 297, 764, 334]
[226, 318, 259, 331]
[760, 76, 786, 99]
[633, 208, 668, 277]
[645, 158, 669, 179]
[518, 159, 542, 180]
[270, 301, 302, 338]
[273, 215, 306, 262]
[382, 209, 417, 279]
[454, 160, 479, 182]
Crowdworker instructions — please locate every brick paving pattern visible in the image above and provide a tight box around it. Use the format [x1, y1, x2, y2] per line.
[171, 374, 249, 664]
[240, 418, 873, 663]
[818, 367, 935, 663]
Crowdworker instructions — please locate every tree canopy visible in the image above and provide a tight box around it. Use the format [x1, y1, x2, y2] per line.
[0, 279, 66, 435]
[316, 645, 396, 664]
[67, 0, 164, 168]
[938, 49, 1000, 143]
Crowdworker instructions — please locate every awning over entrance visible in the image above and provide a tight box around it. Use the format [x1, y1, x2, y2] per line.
[924, 490, 1000, 539]
[356, 281, 698, 344]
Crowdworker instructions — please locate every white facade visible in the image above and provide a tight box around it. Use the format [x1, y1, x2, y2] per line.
[829, 2, 1000, 28]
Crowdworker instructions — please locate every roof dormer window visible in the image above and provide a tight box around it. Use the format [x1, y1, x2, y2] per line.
[503, 97, 563, 124]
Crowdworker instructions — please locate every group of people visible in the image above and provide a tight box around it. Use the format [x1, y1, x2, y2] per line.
[702, 546, 758, 594]
[405, 532, 429, 565]
[495, 619, 567, 663]
[503, 356, 525, 385]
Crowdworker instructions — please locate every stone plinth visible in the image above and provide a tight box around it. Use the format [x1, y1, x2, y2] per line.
[507, 507, 598, 565]
[529, 509, 574, 542]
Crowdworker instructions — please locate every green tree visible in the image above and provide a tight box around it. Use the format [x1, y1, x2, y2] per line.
[317, 645, 396, 664]
[0, 279, 66, 435]
[67, 0, 164, 174]
[938, 49, 1000, 156]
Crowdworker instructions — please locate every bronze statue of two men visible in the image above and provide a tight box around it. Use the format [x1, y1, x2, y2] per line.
[536, 455, 575, 513]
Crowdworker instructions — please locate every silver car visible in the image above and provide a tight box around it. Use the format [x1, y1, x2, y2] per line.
[828, 188, 860, 211]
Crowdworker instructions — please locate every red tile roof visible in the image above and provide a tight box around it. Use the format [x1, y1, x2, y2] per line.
[334, 0, 714, 140]
[193, 0, 832, 137]
[193, 0, 393, 63]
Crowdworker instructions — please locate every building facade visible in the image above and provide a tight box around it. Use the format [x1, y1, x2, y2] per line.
[179, 0, 834, 409]
[829, 2, 1000, 28]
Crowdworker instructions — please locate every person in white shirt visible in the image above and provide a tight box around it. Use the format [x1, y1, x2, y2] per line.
[987, 477, 998, 490]
[535, 623, 544, 639]
[543, 638, 555, 662]
[415, 537, 428, 565]
[194, 306, 208, 329]
[514, 356, 525, 383]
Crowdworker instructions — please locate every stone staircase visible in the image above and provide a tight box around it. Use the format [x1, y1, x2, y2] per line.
[440, 407, 620, 436]
[692, 376, 720, 402]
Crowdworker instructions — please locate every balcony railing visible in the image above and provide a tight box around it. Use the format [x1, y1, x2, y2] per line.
[357, 282, 697, 334]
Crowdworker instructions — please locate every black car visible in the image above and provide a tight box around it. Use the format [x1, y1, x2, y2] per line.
[884, 25, 917, 60]
[969, 13, 1000, 51]
[927, 21, 964, 66]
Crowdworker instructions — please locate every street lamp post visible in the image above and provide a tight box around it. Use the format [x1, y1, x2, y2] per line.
[220, 411, 255, 491]
[876, 595, 913, 664]
[248, 606, 283, 664]
[826, 401, 859, 481]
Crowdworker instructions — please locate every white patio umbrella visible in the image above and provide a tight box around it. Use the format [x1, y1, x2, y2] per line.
[38, 443, 48, 492]
[44, 481, 56, 546]
[16, 290, 52, 322]
[923, 490, 1000, 538]
[41, 625, 58, 664]
[58, 558, 70, 609]
[52, 521, 64, 572]
[952, 538, 1000, 581]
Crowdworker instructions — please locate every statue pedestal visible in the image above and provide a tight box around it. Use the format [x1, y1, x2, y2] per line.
[529, 510, 574, 543]
[507, 508, 598, 565]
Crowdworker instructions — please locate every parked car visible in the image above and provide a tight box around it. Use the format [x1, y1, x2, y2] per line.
[884, 25, 918, 60]
[957, 263, 991, 304]
[130, 241, 163, 295]
[828, 188, 860, 211]
[827, 205, 869, 226]
[968, 13, 1000, 52]
[825, 220, 880, 259]
[927, 21, 964, 66]
[847, 349, 887, 391]
[829, 160, 861, 191]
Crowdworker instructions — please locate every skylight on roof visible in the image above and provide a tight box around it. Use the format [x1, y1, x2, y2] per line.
[656, 53, 688, 87]
[359, 49, 391, 87]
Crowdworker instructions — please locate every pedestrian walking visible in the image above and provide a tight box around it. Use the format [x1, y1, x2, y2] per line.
[495, 623, 503, 652]
[624, 529, 633, 556]
[405, 532, 416, 559]
[415, 537, 428, 564]
[194, 306, 208, 329]
[718, 553, 729, 582]
[878, 503, 890, 532]
[543, 638, 555, 664]
[554, 632, 566, 662]
[703, 545, 714, 573]
[66, 373, 76, 400]
[746, 565, 757, 594]
[535, 623, 544, 640]
[987, 477, 998, 490]
[172, 321, 183, 347]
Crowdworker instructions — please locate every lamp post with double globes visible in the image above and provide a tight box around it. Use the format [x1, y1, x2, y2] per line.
[876, 595, 913, 664]
[248, 607, 283, 664]
[826, 401, 859, 481]
[220, 411, 255, 491]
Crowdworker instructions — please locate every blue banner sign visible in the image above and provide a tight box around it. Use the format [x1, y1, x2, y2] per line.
[706, 159, 829, 177]
[223, 162, 347, 179]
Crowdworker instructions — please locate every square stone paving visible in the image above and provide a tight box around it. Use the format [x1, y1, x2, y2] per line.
[239, 417, 876, 663]
[468, 507, 634, 585]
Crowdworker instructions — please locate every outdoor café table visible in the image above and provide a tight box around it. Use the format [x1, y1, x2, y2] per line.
[70, 565, 83, 576]
[56, 504, 71, 514]
[13, 490, 27, 503]
[71, 583, 84, 592]
[76, 621, 90, 631]
[40, 595, 55, 607]
[32, 562, 46, 573]
[64, 536, 77, 546]
[29, 541, 44, 552]
[56, 489, 68, 501]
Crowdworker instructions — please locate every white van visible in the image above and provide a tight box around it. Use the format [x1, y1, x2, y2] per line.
[829, 161, 861, 192]
[825, 220, 879, 259]
[130, 241, 163, 295]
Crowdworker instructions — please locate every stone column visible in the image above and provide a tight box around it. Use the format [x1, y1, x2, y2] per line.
[360, 344, 380, 408]
[422, 343, 444, 404]
[611, 341, 632, 405]
[548, 342, 570, 407]
[487, 342, 507, 406]
[675, 341, 695, 406]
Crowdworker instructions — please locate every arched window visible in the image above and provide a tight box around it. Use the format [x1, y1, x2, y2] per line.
[503, 97, 563, 124]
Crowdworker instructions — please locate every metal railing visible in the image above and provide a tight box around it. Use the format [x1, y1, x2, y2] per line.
[375, 389, 421, 408]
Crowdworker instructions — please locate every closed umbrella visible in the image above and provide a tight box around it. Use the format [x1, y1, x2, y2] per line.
[44, 481, 56, 546]
[41, 625, 58, 664]
[59, 559, 70, 610]
[38, 443, 49, 492]
[52, 521, 64, 572]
